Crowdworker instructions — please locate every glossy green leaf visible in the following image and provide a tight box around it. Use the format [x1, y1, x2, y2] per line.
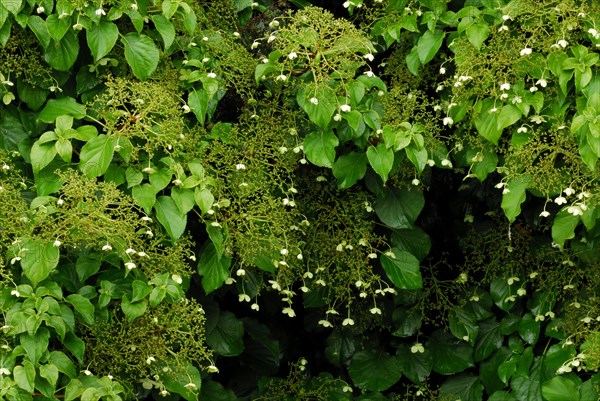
[430, 330, 475, 375]
[27, 15, 50, 48]
[44, 31, 80, 71]
[38, 97, 86, 122]
[297, 85, 337, 130]
[375, 188, 425, 229]
[155, 196, 187, 240]
[501, 175, 531, 223]
[198, 242, 231, 294]
[380, 248, 422, 289]
[30, 140, 57, 173]
[121, 33, 160, 80]
[21, 239, 60, 287]
[14, 360, 35, 393]
[79, 134, 115, 177]
[332, 152, 367, 188]
[46, 13, 70, 42]
[132, 184, 156, 214]
[303, 130, 339, 168]
[417, 29, 445, 64]
[542, 376, 580, 401]
[474, 318, 502, 362]
[49, 351, 77, 379]
[66, 294, 95, 325]
[349, 350, 402, 391]
[206, 310, 244, 356]
[121, 295, 147, 323]
[440, 374, 483, 401]
[396, 344, 432, 384]
[20, 328, 50, 365]
[551, 209, 580, 248]
[466, 21, 489, 51]
[188, 89, 209, 125]
[367, 143, 394, 184]
[151, 15, 175, 49]
[86, 19, 119, 62]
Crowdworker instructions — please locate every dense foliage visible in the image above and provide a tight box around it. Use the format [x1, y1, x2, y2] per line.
[1, 0, 599, 400]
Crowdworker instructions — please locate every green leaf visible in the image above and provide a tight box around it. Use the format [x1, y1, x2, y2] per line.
[63, 332, 85, 364]
[44, 31, 80, 71]
[198, 242, 231, 294]
[430, 330, 475, 375]
[1, 0, 22, 15]
[49, 351, 77, 379]
[155, 196, 187, 240]
[46, 13, 70, 42]
[349, 350, 402, 391]
[396, 344, 432, 384]
[39, 363, 59, 387]
[86, 20, 119, 62]
[497, 105, 523, 130]
[14, 360, 35, 393]
[38, 97, 86, 122]
[440, 374, 484, 401]
[448, 306, 479, 343]
[21, 239, 60, 287]
[417, 30, 445, 64]
[195, 187, 214, 215]
[78, 134, 115, 177]
[66, 294, 95, 325]
[380, 248, 422, 289]
[367, 143, 394, 184]
[297, 85, 337, 130]
[518, 313, 540, 345]
[151, 15, 175, 49]
[542, 376, 580, 401]
[171, 187, 195, 214]
[303, 130, 339, 168]
[121, 295, 147, 323]
[121, 33, 160, 80]
[501, 175, 531, 223]
[30, 140, 57, 174]
[161, 362, 201, 401]
[475, 100, 502, 145]
[188, 89, 209, 125]
[466, 21, 489, 51]
[332, 152, 367, 189]
[20, 328, 50, 365]
[375, 188, 425, 228]
[551, 209, 580, 248]
[131, 280, 152, 303]
[405, 144, 428, 173]
[392, 307, 422, 338]
[206, 310, 244, 356]
[391, 228, 431, 261]
[474, 318, 502, 362]
[27, 15, 51, 48]
[55, 138, 72, 162]
[132, 184, 157, 214]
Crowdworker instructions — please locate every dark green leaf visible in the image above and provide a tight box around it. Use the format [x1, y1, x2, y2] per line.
[121, 33, 160, 80]
[155, 196, 187, 240]
[21, 239, 60, 287]
[552, 209, 580, 248]
[440, 374, 483, 401]
[44, 31, 80, 71]
[86, 20, 119, 62]
[375, 188, 425, 228]
[38, 97, 86, 122]
[430, 330, 475, 375]
[20, 328, 50, 365]
[501, 175, 531, 223]
[349, 350, 402, 391]
[121, 295, 147, 323]
[27, 15, 50, 48]
[474, 318, 502, 362]
[151, 15, 175, 49]
[380, 248, 422, 289]
[417, 30, 445, 64]
[332, 152, 367, 188]
[206, 311, 244, 356]
[366, 143, 394, 184]
[198, 242, 231, 294]
[542, 376, 580, 401]
[46, 13, 70, 42]
[396, 344, 432, 384]
[66, 294, 95, 325]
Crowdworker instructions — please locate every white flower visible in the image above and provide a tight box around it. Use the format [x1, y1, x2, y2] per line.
[557, 39, 568, 48]
[53, 240, 61, 247]
[319, 319, 333, 327]
[507, 276, 520, 285]
[0, 367, 10, 375]
[500, 93, 509, 99]
[182, 104, 191, 113]
[251, 303, 260, 311]
[363, 53, 374, 62]
[11, 290, 20, 297]
[581, 316, 592, 324]
[536, 78, 547, 87]
[443, 116, 454, 126]
[342, 318, 355, 326]
[563, 187, 575, 196]
[95, 8, 106, 16]
[36, 6, 45, 13]
[454, 81, 463, 87]
[146, 356, 156, 364]
[370, 307, 382, 315]
[530, 115, 546, 124]
[131, 3, 138, 10]
[315, 279, 326, 286]
[367, 253, 377, 259]
[282, 307, 296, 317]
[269, 280, 281, 291]
[540, 210, 550, 218]
[142, 167, 155, 174]
[567, 205, 583, 216]
[517, 288, 527, 296]
[125, 248, 136, 255]
[340, 104, 351, 112]
[276, 74, 287, 82]
[333, 113, 342, 121]
[310, 97, 319, 105]
[439, 67, 446, 74]
[236, 163, 246, 170]
[554, 196, 567, 205]
[268, 35, 276, 43]
[269, 20, 279, 28]
[84, 370, 93, 376]
[530, 86, 538, 93]
[512, 96, 522, 104]
[102, 244, 112, 251]
[498, 25, 509, 32]
[500, 83, 511, 91]
[125, 262, 136, 270]
[343, 1, 352, 8]
[411, 343, 425, 353]
[239, 293, 251, 302]
[184, 383, 197, 390]
[517, 126, 528, 133]
[171, 274, 183, 284]
[251, 41, 259, 49]
[520, 48, 532, 56]
[441, 159, 453, 167]
[364, 71, 374, 77]
[502, 14, 511, 21]
[207, 72, 217, 79]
